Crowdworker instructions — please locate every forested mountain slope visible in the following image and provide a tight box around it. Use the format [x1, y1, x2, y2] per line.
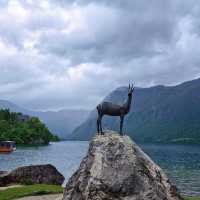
[70, 78, 200, 143]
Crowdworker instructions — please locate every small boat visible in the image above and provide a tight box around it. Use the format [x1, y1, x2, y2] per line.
[0, 141, 16, 153]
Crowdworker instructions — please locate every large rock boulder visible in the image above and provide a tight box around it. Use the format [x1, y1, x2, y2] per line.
[0, 171, 7, 176]
[63, 131, 183, 200]
[0, 164, 64, 186]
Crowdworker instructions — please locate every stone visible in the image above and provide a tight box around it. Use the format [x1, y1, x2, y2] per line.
[63, 131, 183, 200]
[0, 171, 8, 176]
[0, 164, 64, 186]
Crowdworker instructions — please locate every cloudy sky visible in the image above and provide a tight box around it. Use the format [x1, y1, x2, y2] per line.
[0, 0, 200, 110]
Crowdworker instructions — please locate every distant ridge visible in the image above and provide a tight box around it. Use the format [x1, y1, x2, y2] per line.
[0, 100, 28, 113]
[69, 77, 200, 143]
[0, 100, 89, 139]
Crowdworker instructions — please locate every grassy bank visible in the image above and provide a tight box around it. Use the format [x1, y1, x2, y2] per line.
[0, 184, 199, 200]
[0, 184, 63, 200]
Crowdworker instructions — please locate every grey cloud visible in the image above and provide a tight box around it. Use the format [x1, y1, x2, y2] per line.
[0, 0, 200, 110]
[37, 1, 177, 66]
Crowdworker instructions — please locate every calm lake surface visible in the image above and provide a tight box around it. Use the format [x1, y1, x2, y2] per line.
[0, 141, 200, 197]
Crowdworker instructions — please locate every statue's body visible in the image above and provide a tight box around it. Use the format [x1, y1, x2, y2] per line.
[97, 84, 134, 135]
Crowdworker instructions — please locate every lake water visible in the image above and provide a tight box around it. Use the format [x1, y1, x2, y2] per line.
[0, 141, 200, 197]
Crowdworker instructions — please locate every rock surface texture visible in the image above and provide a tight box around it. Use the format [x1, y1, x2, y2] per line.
[63, 131, 183, 200]
[0, 164, 64, 186]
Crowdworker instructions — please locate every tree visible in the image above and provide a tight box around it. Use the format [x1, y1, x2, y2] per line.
[0, 109, 60, 145]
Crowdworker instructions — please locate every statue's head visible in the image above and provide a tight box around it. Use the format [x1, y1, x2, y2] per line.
[128, 84, 134, 97]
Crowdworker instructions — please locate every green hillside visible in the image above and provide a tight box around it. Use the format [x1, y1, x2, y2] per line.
[0, 109, 59, 145]
[0, 100, 89, 139]
[70, 78, 200, 143]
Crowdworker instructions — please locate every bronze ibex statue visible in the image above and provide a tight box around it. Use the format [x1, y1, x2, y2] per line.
[96, 84, 134, 135]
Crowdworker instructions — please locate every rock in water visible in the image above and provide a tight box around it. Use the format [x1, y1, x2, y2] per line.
[63, 131, 183, 200]
[0, 164, 64, 186]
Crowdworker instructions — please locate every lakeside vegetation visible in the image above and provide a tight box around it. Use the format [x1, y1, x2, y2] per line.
[0, 109, 59, 145]
[0, 184, 63, 200]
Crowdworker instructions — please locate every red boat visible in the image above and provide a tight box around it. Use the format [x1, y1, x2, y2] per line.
[0, 141, 16, 153]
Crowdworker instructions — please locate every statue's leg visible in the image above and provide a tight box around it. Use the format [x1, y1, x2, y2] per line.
[97, 116, 100, 134]
[100, 116, 103, 135]
[120, 116, 124, 135]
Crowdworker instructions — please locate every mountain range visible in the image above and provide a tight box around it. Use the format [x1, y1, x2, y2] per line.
[69, 78, 200, 143]
[0, 100, 89, 139]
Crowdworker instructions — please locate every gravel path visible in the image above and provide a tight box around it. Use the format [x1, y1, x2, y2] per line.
[16, 194, 63, 200]
[0, 185, 23, 190]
